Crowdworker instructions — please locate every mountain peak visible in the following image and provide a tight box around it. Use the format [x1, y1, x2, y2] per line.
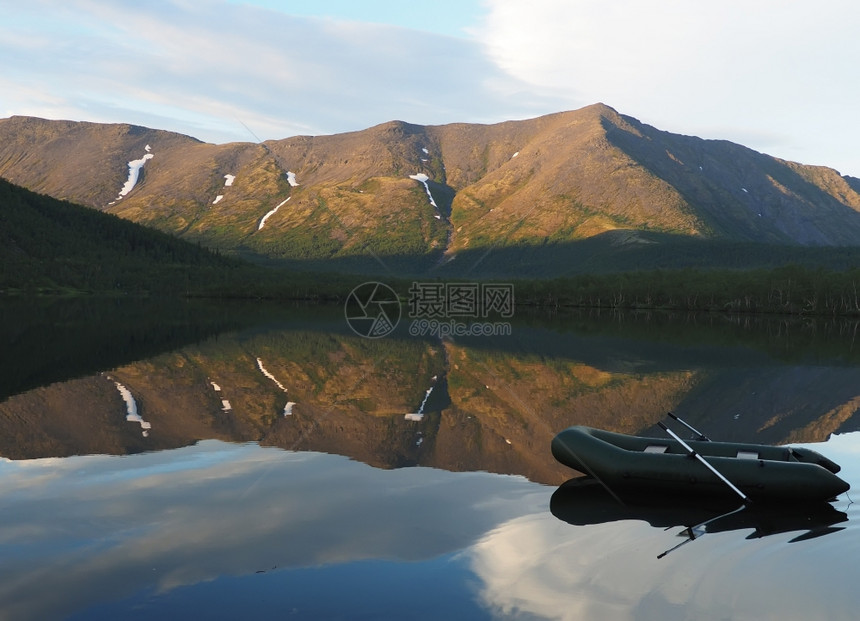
[580, 102, 621, 117]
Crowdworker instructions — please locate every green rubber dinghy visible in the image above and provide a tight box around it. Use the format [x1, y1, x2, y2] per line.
[551, 425, 850, 502]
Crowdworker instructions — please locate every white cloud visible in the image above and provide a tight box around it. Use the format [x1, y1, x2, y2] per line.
[2, 0, 860, 174]
[0, 0, 547, 143]
[475, 0, 860, 174]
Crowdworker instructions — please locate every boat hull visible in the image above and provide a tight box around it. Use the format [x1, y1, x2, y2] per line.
[551, 426, 850, 502]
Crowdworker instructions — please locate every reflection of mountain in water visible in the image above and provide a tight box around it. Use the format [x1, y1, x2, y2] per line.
[0, 296, 259, 402]
[2, 306, 860, 485]
[661, 366, 860, 444]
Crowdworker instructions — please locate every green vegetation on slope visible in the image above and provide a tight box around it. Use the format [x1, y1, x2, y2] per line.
[6, 176, 860, 318]
[0, 177, 360, 298]
[0, 177, 241, 293]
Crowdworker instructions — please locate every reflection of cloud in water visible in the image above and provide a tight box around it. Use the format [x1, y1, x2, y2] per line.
[810, 431, 860, 482]
[469, 432, 860, 621]
[472, 514, 860, 620]
[3, 434, 859, 619]
[0, 442, 546, 620]
[472, 515, 656, 619]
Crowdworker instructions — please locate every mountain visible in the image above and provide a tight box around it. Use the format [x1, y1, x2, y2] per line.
[3, 104, 860, 277]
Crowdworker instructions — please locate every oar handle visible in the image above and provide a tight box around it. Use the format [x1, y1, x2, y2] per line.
[667, 412, 710, 441]
[658, 422, 751, 505]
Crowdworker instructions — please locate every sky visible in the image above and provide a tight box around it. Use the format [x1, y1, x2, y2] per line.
[2, 0, 859, 176]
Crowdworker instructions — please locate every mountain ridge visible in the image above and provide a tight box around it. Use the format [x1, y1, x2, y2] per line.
[3, 104, 860, 276]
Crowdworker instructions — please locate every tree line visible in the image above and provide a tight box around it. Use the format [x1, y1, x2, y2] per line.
[514, 265, 860, 316]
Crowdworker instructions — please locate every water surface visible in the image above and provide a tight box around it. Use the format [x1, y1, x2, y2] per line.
[2, 300, 860, 619]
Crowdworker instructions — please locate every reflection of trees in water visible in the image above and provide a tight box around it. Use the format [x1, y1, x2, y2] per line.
[0, 296, 262, 402]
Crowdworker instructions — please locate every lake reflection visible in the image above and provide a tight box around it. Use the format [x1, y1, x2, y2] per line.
[2, 301, 860, 619]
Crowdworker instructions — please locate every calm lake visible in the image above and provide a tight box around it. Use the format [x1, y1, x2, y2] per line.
[2, 297, 860, 620]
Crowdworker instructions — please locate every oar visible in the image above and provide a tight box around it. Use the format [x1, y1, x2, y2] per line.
[657, 504, 747, 559]
[667, 412, 710, 441]
[657, 526, 700, 559]
[657, 422, 751, 506]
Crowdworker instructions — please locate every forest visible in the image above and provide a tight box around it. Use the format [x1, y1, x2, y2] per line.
[512, 265, 860, 316]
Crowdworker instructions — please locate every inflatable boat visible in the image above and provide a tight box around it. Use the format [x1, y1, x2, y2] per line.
[551, 425, 850, 502]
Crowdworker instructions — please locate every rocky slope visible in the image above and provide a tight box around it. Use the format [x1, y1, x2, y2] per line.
[2, 104, 860, 276]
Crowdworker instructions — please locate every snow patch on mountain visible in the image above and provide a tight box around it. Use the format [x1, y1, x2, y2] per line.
[409, 173, 442, 219]
[211, 174, 235, 205]
[287, 171, 299, 187]
[110, 147, 154, 204]
[258, 197, 290, 230]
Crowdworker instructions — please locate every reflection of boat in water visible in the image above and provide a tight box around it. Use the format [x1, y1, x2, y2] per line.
[550, 478, 848, 556]
[551, 425, 850, 502]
